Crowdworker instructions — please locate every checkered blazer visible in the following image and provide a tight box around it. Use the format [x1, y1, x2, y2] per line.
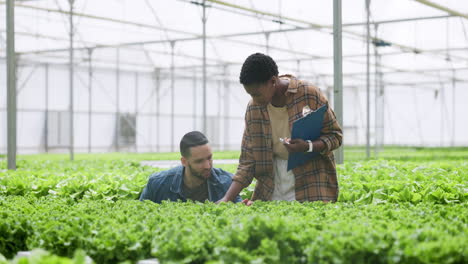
[232, 75, 343, 202]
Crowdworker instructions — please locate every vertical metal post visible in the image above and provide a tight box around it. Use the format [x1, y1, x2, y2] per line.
[365, 0, 371, 159]
[333, 0, 344, 164]
[44, 64, 49, 153]
[217, 79, 222, 149]
[87, 48, 93, 153]
[193, 68, 197, 130]
[115, 48, 120, 152]
[170, 41, 175, 152]
[265, 32, 270, 54]
[353, 87, 359, 145]
[326, 85, 332, 104]
[135, 72, 138, 152]
[202, 0, 207, 135]
[381, 73, 385, 150]
[373, 24, 378, 157]
[149, 72, 153, 152]
[451, 70, 455, 146]
[296, 60, 300, 79]
[440, 81, 444, 147]
[155, 68, 160, 152]
[68, 0, 74, 161]
[7, 0, 16, 169]
[223, 64, 229, 150]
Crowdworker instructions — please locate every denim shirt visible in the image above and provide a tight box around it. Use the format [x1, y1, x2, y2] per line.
[139, 165, 242, 203]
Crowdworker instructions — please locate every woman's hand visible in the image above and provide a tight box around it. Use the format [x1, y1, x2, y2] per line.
[283, 138, 309, 153]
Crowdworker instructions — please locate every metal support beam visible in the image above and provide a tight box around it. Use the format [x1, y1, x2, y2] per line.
[374, 24, 384, 157]
[342, 14, 454, 27]
[44, 64, 49, 153]
[365, 0, 371, 159]
[68, 0, 74, 161]
[374, 24, 378, 157]
[135, 72, 139, 152]
[440, 81, 445, 146]
[333, 0, 344, 164]
[202, 0, 207, 135]
[170, 41, 175, 152]
[155, 68, 160, 152]
[296, 60, 301, 79]
[192, 69, 197, 130]
[4, 1, 463, 69]
[7, 0, 16, 169]
[201, 0, 448, 59]
[451, 70, 456, 147]
[115, 48, 120, 152]
[380, 73, 385, 150]
[217, 79, 222, 149]
[414, 0, 468, 20]
[87, 49, 93, 153]
[2, 0, 454, 40]
[0, 1, 194, 36]
[223, 64, 229, 150]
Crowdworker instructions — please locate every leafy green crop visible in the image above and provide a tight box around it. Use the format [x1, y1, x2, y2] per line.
[7, 146, 468, 162]
[338, 160, 468, 204]
[0, 148, 467, 263]
[0, 249, 89, 264]
[0, 160, 155, 201]
[0, 196, 466, 264]
[1, 159, 466, 204]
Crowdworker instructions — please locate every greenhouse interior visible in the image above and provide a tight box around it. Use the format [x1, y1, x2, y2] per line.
[1, 0, 467, 263]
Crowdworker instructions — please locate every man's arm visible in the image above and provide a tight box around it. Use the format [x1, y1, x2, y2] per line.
[234, 194, 243, 203]
[139, 185, 150, 201]
[218, 181, 244, 203]
[139, 174, 161, 203]
[218, 107, 256, 203]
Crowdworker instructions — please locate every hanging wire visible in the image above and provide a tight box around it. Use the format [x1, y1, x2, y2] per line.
[71, 0, 89, 33]
[191, 0, 222, 77]
[445, 17, 450, 62]
[144, 0, 172, 45]
[461, 18, 468, 47]
[279, 0, 299, 62]
[248, 0, 266, 33]
[52, 0, 89, 48]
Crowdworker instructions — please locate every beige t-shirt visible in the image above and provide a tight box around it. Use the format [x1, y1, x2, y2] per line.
[267, 103, 290, 160]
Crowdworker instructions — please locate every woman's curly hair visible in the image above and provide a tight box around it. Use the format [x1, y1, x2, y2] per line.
[239, 53, 278, 85]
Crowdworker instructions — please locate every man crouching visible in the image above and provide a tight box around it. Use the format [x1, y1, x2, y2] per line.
[140, 131, 242, 203]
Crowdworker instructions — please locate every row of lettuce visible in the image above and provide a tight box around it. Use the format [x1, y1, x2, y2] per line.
[1, 195, 467, 264]
[1, 156, 467, 263]
[0, 249, 89, 264]
[1, 159, 466, 204]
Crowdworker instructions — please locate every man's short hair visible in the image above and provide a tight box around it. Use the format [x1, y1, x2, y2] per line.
[180, 131, 209, 158]
[239, 53, 279, 86]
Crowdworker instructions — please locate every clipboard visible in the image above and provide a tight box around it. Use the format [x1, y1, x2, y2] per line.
[287, 104, 328, 171]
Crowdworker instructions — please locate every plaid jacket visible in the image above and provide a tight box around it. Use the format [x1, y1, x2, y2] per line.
[232, 75, 343, 202]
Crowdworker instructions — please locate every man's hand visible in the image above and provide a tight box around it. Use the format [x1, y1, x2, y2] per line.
[241, 199, 254, 206]
[283, 138, 309, 153]
[215, 197, 230, 204]
[216, 181, 244, 205]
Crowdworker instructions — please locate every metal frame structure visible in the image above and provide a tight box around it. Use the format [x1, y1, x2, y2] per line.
[3, 0, 467, 169]
[6, 0, 16, 170]
[333, 0, 344, 164]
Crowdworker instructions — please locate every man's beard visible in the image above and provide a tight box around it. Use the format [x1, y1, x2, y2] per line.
[188, 163, 211, 180]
